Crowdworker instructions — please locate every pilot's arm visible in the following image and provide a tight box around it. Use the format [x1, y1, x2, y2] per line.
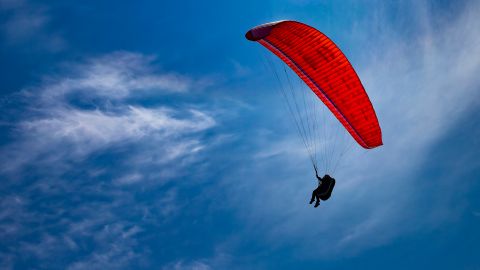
[316, 174, 322, 185]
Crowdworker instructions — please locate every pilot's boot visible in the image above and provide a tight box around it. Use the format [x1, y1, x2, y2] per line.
[309, 192, 315, 204]
[314, 200, 320, 207]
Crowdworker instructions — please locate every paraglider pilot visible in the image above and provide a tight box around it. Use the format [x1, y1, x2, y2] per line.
[309, 165, 336, 208]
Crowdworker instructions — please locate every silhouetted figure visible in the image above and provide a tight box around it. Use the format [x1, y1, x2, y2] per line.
[309, 168, 336, 208]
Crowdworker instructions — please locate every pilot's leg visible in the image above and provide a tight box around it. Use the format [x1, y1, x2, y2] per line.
[309, 190, 316, 204]
[314, 192, 321, 207]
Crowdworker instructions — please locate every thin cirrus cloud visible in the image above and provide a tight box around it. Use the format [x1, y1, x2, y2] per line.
[38, 52, 195, 103]
[1, 51, 216, 174]
[0, 0, 66, 51]
[0, 51, 218, 268]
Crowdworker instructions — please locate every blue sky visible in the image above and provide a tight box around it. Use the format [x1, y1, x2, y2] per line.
[1, 0, 479, 269]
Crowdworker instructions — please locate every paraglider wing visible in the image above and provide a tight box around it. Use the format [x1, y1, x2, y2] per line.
[246, 21, 382, 149]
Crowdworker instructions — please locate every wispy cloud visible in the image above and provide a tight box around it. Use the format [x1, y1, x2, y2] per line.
[1, 52, 215, 174]
[0, 0, 66, 51]
[38, 52, 195, 103]
[162, 249, 235, 270]
[162, 260, 212, 270]
[0, 51, 219, 268]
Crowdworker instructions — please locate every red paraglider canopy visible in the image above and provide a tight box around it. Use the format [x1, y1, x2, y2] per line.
[246, 20, 382, 149]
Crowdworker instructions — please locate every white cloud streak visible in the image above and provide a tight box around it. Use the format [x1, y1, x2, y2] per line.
[1, 52, 215, 173]
[0, 0, 66, 51]
[39, 52, 193, 103]
[0, 51, 218, 268]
